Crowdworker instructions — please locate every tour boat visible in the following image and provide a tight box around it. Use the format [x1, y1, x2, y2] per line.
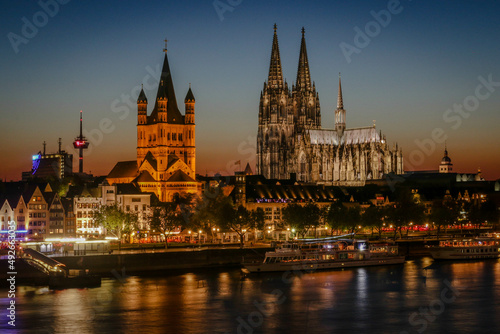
[428, 235, 500, 260]
[242, 238, 405, 273]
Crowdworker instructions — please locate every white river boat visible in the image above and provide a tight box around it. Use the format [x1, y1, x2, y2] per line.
[428, 235, 500, 260]
[243, 238, 405, 273]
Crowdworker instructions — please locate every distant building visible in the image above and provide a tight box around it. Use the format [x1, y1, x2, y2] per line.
[24, 184, 51, 239]
[107, 42, 198, 202]
[61, 198, 76, 237]
[256, 26, 403, 185]
[25, 140, 73, 180]
[70, 182, 152, 238]
[439, 146, 453, 173]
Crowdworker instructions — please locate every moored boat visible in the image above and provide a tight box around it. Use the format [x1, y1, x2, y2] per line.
[428, 235, 500, 260]
[243, 238, 405, 273]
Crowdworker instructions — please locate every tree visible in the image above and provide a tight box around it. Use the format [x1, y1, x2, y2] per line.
[191, 191, 230, 242]
[344, 206, 362, 234]
[468, 199, 498, 230]
[386, 188, 425, 240]
[362, 205, 386, 238]
[282, 203, 321, 239]
[429, 198, 459, 239]
[325, 201, 347, 235]
[218, 202, 265, 248]
[149, 203, 185, 248]
[93, 204, 138, 249]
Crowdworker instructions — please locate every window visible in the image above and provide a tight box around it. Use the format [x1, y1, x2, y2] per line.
[126, 205, 130, 211]
[172, 133, 177, 140]
[143, 205, 147, 211]
[135, 205, 138, 211]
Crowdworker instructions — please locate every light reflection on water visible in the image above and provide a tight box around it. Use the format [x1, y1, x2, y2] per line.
[1, 257, 500, 333]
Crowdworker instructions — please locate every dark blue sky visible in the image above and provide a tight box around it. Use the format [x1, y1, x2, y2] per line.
[1, 0, 499, 180]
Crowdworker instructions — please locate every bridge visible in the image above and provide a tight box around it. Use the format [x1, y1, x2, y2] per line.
[21, 248, 67, 277]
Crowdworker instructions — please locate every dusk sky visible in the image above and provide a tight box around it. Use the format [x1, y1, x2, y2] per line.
[1, 0, 499, 181]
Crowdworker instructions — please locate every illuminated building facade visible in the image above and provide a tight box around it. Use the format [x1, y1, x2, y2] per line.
[28, 139, 73, 180]
[72, 182, 151, 238]
[107, 42, 198, 202]
[256, 26, 403, 185]
[24, 185, 50, 239]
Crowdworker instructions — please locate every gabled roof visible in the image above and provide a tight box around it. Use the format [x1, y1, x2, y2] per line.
[140, 152, 158, 171]
[116, 183, 143, 195]
[134, 170, 156, 183]
[166, 170, 196, 183]
[307, 127, 380, 146]
[107, 161, 139, 179]
[166, 154, 180, 168]
[244, 163, 253, 176]
[42, 191, 56, 206]
[22, 184, 39, 204]
[60, 197, 73, 213]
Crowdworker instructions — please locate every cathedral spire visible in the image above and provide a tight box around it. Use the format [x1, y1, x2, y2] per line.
[337, 73, 344, 109]
[335, 73, 346, 137]
[296, 27, 312, 92]
[267, 24, 284, 90]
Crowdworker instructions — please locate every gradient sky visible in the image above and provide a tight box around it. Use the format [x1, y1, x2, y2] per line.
[1, 0, 499, 181]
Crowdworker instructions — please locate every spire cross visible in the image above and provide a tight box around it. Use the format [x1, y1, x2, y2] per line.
[301, 27, 305, 36]
[274, 23, 277, 33]
[163, 38, 168, 52]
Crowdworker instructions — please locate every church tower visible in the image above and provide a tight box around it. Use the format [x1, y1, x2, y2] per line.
[335, 75, 346, 137]
[257, 24, 294, 179]
[134, 40, 198, 201]
[292, 27, 321, 132]
[255, 27, 405, 186]
[184, 85, 196, 173]
[439, 145, 453, 173]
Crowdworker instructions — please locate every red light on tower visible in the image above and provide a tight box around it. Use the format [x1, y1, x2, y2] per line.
[73, 110, 90, 173]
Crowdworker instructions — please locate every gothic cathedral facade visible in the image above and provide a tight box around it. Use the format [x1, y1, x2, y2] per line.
[256, 26, 404, 186]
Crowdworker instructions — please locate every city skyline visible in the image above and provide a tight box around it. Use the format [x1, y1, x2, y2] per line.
[1, 0, 500, 181]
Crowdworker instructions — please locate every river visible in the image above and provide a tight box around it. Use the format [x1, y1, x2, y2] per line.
[1, 257, 499, 333]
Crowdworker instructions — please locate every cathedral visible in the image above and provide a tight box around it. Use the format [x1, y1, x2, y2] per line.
[256, 26, 404, 186]
[107, 42, 198, 202]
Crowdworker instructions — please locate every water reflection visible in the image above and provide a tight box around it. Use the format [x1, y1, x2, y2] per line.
[1, 258, 499, 333]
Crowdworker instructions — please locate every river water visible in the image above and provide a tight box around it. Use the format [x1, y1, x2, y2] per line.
[1, 257, 499, 334]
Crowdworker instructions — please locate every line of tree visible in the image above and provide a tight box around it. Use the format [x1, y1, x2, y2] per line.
[93, 187, 498, 245]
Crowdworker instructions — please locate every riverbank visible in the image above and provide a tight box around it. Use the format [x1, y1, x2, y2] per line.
[0, 247, 272, 284]
[0, 239, 439, 285]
